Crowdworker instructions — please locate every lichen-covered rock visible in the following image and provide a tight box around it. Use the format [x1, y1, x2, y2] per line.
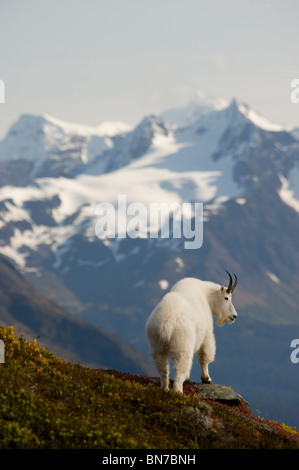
[190, 383, 248, 406]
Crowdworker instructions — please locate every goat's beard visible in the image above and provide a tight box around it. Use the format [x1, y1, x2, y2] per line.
[216, 317, 225, 327]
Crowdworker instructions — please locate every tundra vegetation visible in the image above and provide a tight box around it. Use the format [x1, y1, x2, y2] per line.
[0, 326, 298, 449]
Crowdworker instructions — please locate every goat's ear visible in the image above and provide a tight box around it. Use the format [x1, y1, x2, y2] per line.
[220, 286, 224, 292]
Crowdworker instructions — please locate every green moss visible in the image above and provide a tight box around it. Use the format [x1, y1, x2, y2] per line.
[0, 326, 298, 449]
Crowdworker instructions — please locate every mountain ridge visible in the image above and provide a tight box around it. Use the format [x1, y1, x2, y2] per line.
[0, 254, 152, 375]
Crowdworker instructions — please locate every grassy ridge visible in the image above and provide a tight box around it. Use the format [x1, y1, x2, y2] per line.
[0, 326, 298, 449]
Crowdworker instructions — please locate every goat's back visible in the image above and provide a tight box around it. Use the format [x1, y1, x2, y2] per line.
[146, 278, 213, 353]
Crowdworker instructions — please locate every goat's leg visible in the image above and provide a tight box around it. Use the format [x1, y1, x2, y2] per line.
[152, 352, 170, 390]
[172, 350, 193, 393]
[197, 332, 216, 384]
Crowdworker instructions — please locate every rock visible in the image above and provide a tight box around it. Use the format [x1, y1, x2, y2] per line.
[190, 383, 248, 406]
[181, 406, 217, 432]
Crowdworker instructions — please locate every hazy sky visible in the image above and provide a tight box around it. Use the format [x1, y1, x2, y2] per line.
[0, 0, 298, 138]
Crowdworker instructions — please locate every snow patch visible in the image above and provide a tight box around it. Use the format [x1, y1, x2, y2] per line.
[237, 103, 284, 132]
[44, 114, 131, 137]
[175, 257, 185, 271]
[278, 172, 299, 213]
[266, 271, 280, 284]
[96, 121, 132, 136]
[236, 198, 246, 205]
[159, 280, 169, 290]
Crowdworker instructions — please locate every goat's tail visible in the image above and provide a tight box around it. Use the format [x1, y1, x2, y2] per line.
[158, 317, 175, 343]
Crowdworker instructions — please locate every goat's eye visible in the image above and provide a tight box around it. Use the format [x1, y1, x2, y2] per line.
[224, 297, 229, 300]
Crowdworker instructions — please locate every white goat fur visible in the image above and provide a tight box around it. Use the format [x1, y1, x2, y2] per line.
[146, 276, 237, 393]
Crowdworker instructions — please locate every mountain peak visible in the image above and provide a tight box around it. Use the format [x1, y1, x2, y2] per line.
[0, 112, 112, 176]
[160, 91, 228, 127]
[8, 112, 48, 134]
[160, 92, 285, 133]
[192, 89, 228, 110]
[136, 114, 168, 133]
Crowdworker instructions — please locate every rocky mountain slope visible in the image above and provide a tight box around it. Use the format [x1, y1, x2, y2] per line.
[0, 326, 298, 449]
[0, 255, 151, 374]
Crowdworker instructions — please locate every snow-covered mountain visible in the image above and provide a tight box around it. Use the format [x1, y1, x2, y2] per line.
[0, 94, 299, 427]
[0, 96, 297, 270]
[0, 113, 131, 185]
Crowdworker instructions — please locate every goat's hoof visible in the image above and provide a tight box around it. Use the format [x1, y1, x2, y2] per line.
[201, 377, 212, 384]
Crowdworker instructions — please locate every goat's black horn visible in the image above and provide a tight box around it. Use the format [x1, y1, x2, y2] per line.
[225, 270, 233, 293]
[231, 273, 238, 292]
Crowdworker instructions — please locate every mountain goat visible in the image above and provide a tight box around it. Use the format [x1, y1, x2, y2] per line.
[146, 271, 238, 393]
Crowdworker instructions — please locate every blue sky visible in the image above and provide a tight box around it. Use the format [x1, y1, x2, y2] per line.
[0, 0, 298, 138]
